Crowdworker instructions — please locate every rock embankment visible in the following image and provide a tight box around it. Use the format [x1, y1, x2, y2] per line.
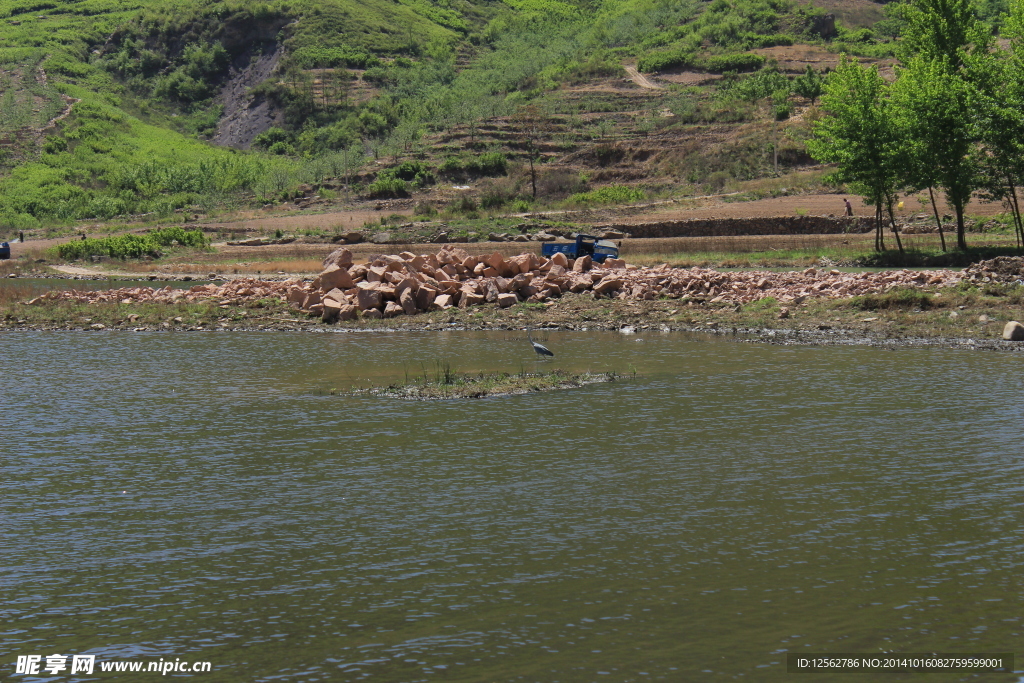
[26, 247, 962, 320]
[964, 256, 1024, 284]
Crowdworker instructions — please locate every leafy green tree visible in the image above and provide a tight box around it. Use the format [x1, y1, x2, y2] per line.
[792, 65, 824, 105]
[890, 0, 989, 251]
[895, 0, 991, 67]
[807, 58, 906, 254]
[964, 1, 1024, 249]
[891, 58, 980, 251]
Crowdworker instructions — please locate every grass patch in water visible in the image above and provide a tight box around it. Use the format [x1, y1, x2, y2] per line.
[340, 364, 621, 399]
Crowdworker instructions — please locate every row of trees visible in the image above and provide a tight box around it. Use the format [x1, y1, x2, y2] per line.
[809, 0, 1024, 253]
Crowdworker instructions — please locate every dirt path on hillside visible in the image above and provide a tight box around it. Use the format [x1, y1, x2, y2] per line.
[623, 65, 664, 90]
[624, 193, 1007, 223]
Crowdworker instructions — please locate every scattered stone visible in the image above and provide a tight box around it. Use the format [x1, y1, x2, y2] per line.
[1002, 320, 1024, 341]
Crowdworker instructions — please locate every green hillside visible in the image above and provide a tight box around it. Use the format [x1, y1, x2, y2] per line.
[0, 0, 984, 234]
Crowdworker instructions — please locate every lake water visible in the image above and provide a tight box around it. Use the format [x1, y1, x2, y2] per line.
[3, 331, 1022, 681]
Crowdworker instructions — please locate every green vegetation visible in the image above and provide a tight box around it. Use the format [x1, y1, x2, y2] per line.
[569, 185, 644, 205]
[1, 0, 1022, 236]
[52, 227, 209, 260]
[810, 0, 1024, 254]
[352, 365, 621, 399]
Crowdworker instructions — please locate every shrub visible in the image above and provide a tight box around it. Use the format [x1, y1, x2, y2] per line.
[699, 54, 765, 73]
[53, 227, 209, 261]
[366, 177, 408, 198]
[849, 288, 934, 310]
[569, 185, 645, 205]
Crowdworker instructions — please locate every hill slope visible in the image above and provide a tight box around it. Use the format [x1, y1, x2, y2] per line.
[0, 0, 900, 233]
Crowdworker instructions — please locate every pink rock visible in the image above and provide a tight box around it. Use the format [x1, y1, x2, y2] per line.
[322, 298, 342, 323]
[323, 288, 348, 304]
[497, 292, 518, 308]
[338, 304, 358, 321]
[322, 248, 353, 269]
[400, 288, 419, 315]
[384, 301, 404, 317]
[432, 294, 454, 310]
[593, 277, 623, 295]
[356, 288, 382, 311]
[302, 291, 322, 309]
[549, 252, 569, 268]
[416, 284, 439, 310]
[395, 277, 418, 297]
[459, 291, 485, 308]
[572, 255, 592, 272]
[362, 308, 383, 320]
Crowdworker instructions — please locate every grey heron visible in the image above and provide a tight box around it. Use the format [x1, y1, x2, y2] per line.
[527, 329, 554, 358]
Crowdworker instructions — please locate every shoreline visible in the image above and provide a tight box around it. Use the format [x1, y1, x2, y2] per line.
[3, 313, 1022, 352]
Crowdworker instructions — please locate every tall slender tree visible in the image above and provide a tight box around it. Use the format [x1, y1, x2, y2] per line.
[891, 57, 979, 251]
[808, 58, 906, 254]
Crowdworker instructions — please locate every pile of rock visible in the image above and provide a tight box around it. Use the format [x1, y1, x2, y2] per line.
[281, 247, 959, 322]
[26, 248, 962, 322]
[26, 279, 294, 307]
[963, 256, 1024, 284]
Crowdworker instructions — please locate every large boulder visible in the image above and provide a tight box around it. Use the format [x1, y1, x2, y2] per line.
[322, 298, 342, 323]
[496, 292, 518, 308]
[322, 248, 353, 269]
[593, 276, 623, 295]
[400, 288, 419, 315]
[356, 288, 383, 311]
[319, 265, 355, 290]
[1003, 320, 1024, 341]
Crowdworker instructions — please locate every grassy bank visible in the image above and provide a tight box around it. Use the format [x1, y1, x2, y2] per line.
[4, 281, 1024, 345]
[344, 366, 621, 399]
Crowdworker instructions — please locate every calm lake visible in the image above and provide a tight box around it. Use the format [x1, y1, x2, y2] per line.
[3, 330, 1022, 681]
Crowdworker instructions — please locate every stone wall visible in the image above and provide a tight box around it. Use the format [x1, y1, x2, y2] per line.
[596, 216, 874, 239]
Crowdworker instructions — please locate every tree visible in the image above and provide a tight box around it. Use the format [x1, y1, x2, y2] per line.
[971, 4, 1024, 249]
[889, 0, 989, 251]
[792, 65, 824, 105]
[891, 57, 979, 251]
[511, 105, 548, 198]
[808, 58, 906, 254]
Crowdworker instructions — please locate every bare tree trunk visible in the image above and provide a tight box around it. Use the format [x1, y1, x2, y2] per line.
[1004, 176, 1024, 251]
[927, 186, 946, 252]
[885, 197, 905, 257]
[955, 202, 967, 251]
[875, 202, 886, 252]
[529, 152, 537, 198]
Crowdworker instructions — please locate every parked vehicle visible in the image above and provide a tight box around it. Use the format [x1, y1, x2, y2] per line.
[0, 242, 10, 259]
[541, 234, 618, 263]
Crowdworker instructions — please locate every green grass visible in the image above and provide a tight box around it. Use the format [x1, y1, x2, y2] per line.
[350, 365, 621, 399]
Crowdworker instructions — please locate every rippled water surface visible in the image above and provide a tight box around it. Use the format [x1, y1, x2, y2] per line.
[3, 330, 1023, 681]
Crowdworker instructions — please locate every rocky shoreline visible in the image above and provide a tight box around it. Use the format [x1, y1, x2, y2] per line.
[6, 251, 1024, 350]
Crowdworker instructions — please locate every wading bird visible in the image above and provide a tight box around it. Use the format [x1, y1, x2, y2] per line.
[527, 329, 554, 358]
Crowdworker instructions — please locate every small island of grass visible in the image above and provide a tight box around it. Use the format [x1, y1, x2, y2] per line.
[352, 367, 622, 400]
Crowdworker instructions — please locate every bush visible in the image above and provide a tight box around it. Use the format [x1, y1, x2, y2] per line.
[366, 177, 408, 198]
[699, 54, 765, 73]
[569, 185, 645, 205]
[53, 228, 209, 261]
[637, 48, 693, 73]
[439, 152, 507, 179]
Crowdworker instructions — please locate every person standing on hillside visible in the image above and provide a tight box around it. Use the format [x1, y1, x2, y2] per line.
[844, 198, 853, 216]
